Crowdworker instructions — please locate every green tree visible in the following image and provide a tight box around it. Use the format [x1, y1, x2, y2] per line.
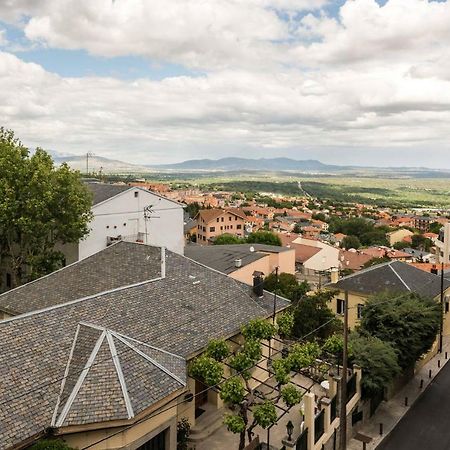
[349, 333, 400, 396]
[29, 440, 74, 450]
[341, 235, 361, 250]
[360, 292, 441, 369]
[213, 233, 243, 245]
[190, 319, 315, 450]
[246, 231, 282, 246]
[429, 222, 443, 234]
[263, 273, 309, 301]
[177, 418, 191, 450]
[393, 241, 409, 250]
[0, 128, 92, 286]
[291, 290, 342, 342]
[411, 234, 433, 252]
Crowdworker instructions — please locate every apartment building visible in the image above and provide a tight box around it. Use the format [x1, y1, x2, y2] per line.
[195, 208, 246, 244]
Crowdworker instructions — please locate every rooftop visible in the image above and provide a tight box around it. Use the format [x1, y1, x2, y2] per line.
[86, 182, 131, 205]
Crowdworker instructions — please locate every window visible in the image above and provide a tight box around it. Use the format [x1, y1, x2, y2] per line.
[123, 223, 126, 227]
[230, 225, 233, 229]
[106, 225, 110, 229]
[336, 299, 345, 315]
[446, 302, 449, 314]
[202, 235, 206, 241]
[217, 218, 219, 222]
[136, 429, 166, 450]
[235, 216, 238, 220]
[221, 217, 224, 222]
[229, 216, 232, 221]
[209, 227, 215, 232]
[237, 224, 242, 230]
[6, 273, 11, 288]
[220, 226, 223, 230]
[134, 191, 139, 198]
[202, 226, 206, 232]
[357, 304, 364, 319]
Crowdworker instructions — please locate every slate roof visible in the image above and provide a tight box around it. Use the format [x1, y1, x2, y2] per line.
[0, 244, 289, 448]
[328, 260, 450, 297]
[86, 182, 132, 205]
[0, 242, 162, 316]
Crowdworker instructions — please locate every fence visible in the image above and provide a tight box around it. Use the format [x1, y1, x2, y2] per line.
[330, 395, 337, 422]
[347, 373, 357, 402]
[314, 410, 325, 443]
[296, 428, 308, 450]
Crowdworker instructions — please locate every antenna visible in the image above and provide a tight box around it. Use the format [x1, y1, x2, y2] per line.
[143, 204, 160, 245]
[86, 152, 94, 175]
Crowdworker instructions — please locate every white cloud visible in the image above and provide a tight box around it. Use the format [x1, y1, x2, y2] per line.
[0, 0, 450, 165]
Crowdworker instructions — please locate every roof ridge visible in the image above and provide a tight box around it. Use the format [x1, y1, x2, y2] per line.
[0, 276, 163, 325]
[388, 263, 411, 291]
[329, 260, 394, 284]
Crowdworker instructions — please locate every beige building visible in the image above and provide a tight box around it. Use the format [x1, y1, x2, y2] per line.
[195, 208, 246, 244]
[387, 228, 414, 246]
[327, 260, 450, 332]
[185, 243, 296, 285]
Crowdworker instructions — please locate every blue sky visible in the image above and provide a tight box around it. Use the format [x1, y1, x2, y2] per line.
[0, 0, 449, 167]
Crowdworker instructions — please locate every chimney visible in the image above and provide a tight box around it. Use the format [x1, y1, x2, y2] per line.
[330, 267, 339, 284]
[252, 271, 264, 297]
[160, 247, 166, 279]
[431, 264, 438, 275]
[235, 258, 242, 268]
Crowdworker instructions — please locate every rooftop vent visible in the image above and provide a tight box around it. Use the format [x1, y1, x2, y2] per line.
[235, 258, 242, 268]
[252, 271, 264, 298]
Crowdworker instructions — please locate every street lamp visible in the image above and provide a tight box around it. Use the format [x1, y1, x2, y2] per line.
[286, 420, 294, 441]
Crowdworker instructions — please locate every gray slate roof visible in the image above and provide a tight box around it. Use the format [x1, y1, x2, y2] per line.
[328, 260, 450, 297]
[0, 242, 162, 316]
[0, 243, 289, 448]
[185, 244, 290, 275]
[86, 183, 132, 205]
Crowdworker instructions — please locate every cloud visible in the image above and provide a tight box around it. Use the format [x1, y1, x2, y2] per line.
[0, 0, 450, 166]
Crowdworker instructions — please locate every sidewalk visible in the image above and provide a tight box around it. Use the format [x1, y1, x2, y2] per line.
[347, 338, 450, 450]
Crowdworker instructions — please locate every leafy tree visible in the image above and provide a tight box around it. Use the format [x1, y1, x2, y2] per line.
[411, 234, 433, 252]
[360, 292, 441, 369]
[246, 231, 282, 246]
[263, 273, 309, 301]
[185, 202, 201, 219]
[293, 223, 302, 234]
[29, 440, 74, 450]
[190, 320, 314, 450]
[213, 233, 243, 245]
[291, 290, 342, 342]
[429, 222, 443, 234]
[177, 418, 191, 450]
[393, 241, 409, 250]
[349, 333, 400, 396]
[341, 235, 361, 250]
[0, 128, 92, 286]
[362, 256, 391, 269]
[312, 212, 327, 222]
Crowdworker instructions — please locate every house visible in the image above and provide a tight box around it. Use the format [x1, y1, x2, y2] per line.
[0, 241, 289, 449]
[185, 244, 295, 285]
[402, 247, 435, 263]
[360, 246, 412, 262]
[435, 222, 450, 264]
[301, 226, 321, 239]
[338, 250, 373, 272]
[195, 208, 246, 244]
[66, 182, 184, 262]
[387, 229, 414, 246]
[327, 261, 450, 330]
[291, 237, 340, 274]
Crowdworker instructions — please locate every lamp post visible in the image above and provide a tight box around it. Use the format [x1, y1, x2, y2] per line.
[286, 420, 294, 441]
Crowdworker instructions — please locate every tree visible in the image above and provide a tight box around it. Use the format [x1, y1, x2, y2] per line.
[246, 231, 282, 246]
[429, 222, 443, 234]
[177, 418, 191, 450]
[213, 233, 243, 245]
[184, 202, 201, 219]
[362, 256, 390, 269]
[411, 234, 433, 252]
[349, 333, 400, 397]
[263, 273, 309, 301]
[0, 128, 93, 286]
[393, 241, 409, 250]
[291, 290, 342, 342]
[340, 235, 361, 250]
[360, 292, 441, 369]
[189, 317, 322, 450]
[29, 440, 74, 450]
[293, 223, 302, 234]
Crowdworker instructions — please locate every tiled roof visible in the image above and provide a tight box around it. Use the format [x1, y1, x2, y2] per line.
[86, 183, 132, 205]
[328, 260, 450, 297]
[0, 244, 289, 448]
[185, 244, 290, 274]
[0, 242, 162, 316]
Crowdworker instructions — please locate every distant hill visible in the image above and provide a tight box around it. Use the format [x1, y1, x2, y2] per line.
[53, 155, 149, 173]
[152, 157, 341, 172]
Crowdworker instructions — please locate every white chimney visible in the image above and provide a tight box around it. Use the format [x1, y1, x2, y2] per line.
[235, 258, 242, 268]
[330, 267, 339, 284]
[161, 247, 166, 279]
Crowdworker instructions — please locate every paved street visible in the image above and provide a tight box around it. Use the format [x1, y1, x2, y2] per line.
[378, 355, 450, 450]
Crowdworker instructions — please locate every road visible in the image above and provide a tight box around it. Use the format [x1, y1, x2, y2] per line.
[378, 357, 450, 450]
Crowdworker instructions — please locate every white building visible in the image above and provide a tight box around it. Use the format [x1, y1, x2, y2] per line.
[62, 183, 184, 263]
[436, 222, 450, 264]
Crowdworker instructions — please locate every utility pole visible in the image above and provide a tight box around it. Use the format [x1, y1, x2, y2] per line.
[440, 262, 445, 353]
[339, 290, 349, 450]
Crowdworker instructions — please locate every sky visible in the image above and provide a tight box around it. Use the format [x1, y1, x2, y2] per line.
[0, 0, 450, 168]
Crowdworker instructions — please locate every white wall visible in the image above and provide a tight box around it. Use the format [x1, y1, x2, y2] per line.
[78, 188, 184, 259]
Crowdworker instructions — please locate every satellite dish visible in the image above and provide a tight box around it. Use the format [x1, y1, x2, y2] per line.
[249, 246, 255, 252]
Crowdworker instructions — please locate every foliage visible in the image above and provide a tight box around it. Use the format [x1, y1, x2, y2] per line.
[322, 333, 345, 357]
[272, 358, 291, 385]
[329, 217, 388, 246]
[224, 414, 246, 434]
[253, 401, 277, 429]
[288, 342, 321, 371]
[206, 339, 230, 362]
[190, 355, 223, 386]
[349, 333, 400, 396]
[291, 290, 342, 341]
[213, 233, 243, 245]
[393, 241, 409, 250]
[242, 318, 276, 341]
[281, 384, 303, 407]
[229, 351, 257, 379]
[362, 256, 391, 269]
[411, 234, 433, 252]
[246, 231, 282, 246]
[360, 292, 442, 369]
[277, 312, 295, 338]
[220, 377, 246, 404]
[29, 440, 74, 450]
[243, 339, 262, 362]
[177, 418, 191, 450]
[264, 273, 309, 301]
[341, 235, 361, 250]
[0, 128, 92, 285]
[429, 222, 443, 234]
[184, 202, 201, 219]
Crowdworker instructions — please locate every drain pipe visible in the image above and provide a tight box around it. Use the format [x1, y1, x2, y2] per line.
[161, 246, 166, 279]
